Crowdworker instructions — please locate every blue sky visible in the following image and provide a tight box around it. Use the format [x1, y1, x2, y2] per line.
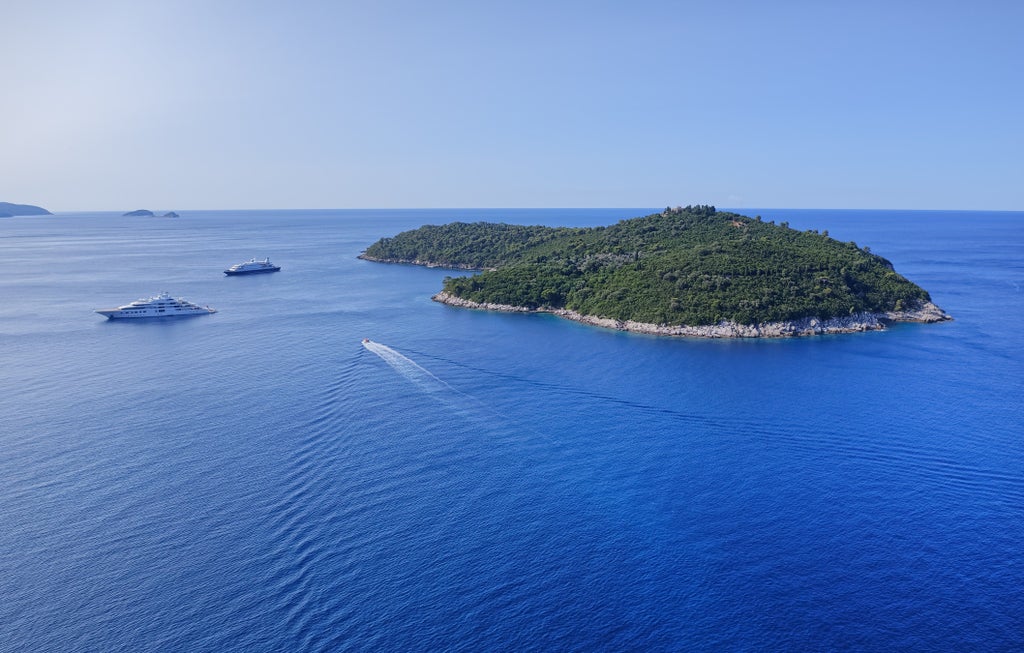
[2, 0, 1021, 211]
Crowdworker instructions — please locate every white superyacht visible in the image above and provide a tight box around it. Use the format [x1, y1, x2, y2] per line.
[95, 292, 216, 319]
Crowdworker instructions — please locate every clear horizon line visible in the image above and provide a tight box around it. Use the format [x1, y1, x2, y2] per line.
[41, 205, 1024, 214]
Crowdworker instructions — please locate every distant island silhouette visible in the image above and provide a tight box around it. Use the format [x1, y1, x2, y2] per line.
[0, 202, 52, 216]
[123, 210, 179, 217]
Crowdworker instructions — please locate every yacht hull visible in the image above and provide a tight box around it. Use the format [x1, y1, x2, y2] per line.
[224, 267, 280, 275]
[96, 310, 215, 319]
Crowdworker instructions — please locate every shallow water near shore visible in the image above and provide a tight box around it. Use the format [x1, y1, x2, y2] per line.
[1, 208, 1022, 651]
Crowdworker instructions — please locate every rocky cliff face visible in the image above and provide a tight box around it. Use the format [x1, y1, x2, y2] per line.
[432, 292, 951, 338]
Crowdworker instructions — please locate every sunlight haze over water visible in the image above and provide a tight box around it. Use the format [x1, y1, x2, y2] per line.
[3, 1, 1022, 211]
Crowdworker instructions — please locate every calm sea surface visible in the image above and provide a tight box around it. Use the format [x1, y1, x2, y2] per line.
[1, 208, 1021, 652]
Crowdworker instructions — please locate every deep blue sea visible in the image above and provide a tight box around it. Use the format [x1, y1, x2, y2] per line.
[1, 208, 1021, 652]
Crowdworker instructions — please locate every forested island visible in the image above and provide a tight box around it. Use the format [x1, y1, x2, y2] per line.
[360, 206, 951, 337]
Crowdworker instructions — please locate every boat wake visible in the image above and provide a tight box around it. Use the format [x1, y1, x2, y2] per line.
[360, 339, 532, 430]
[361, 340, 454, 395]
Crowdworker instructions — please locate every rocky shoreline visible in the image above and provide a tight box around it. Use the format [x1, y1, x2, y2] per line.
[432, 292, 951, 338]
[357, 254, 483, 270]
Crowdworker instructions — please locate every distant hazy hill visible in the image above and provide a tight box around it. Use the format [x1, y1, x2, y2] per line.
[0, 202, 51, 216]
[123, 209, 179, 217]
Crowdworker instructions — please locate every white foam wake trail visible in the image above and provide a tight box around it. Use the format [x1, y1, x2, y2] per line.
[362, 340, 452, 394]
[360, 341, 566, 454]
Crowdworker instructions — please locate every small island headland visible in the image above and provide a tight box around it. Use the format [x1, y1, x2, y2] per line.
[0, 202, 52, 216]
[360, 206, 952, 338]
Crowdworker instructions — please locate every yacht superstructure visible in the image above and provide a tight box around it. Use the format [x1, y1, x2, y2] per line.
[224, 258, 280, 275]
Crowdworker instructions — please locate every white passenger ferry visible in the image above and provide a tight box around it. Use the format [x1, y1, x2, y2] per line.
[224, 258, 281, 275]
[95, 292, 216, 319]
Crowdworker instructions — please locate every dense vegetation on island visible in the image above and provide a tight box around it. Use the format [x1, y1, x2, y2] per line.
[0, 202, 51, 216]
[361, 206, 934, 326]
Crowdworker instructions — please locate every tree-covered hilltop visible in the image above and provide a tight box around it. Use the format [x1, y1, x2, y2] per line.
[361, 206, 938, 327]
[360, 222, 580, 269]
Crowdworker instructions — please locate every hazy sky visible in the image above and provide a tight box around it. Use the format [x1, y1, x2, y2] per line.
[3, 0, 1021, 211]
